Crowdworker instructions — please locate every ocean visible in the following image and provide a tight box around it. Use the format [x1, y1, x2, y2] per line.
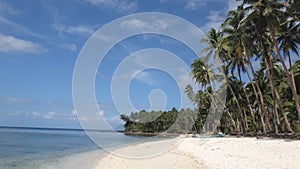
[0, 127, 147, 169]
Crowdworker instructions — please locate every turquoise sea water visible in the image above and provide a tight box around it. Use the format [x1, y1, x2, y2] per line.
[0, 127, 130, 169]
[0, 127, 173, 169]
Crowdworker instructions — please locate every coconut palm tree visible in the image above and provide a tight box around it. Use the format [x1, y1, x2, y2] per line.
[240, 0, 299, 131]
[195, 28, 248, 133]
[222, 5, 269, 132]
[277, 19, 300, 128]
[191, 57, 221, 132]
[238, 0, 295, 133]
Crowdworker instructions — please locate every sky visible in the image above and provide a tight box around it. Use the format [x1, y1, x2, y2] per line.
[0, 0, 241, 130]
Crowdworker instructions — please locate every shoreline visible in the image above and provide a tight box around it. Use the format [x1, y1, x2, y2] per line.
[44, 134, 180, 169]
[43, 149, 107, 169]
[94, 136, 300, 169]
[94, 136, 206, 169]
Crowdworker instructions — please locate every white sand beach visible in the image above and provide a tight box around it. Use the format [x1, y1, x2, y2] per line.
[95, 137, 300, 169]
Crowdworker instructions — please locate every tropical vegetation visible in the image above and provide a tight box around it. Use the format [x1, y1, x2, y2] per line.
[120, 108, 198, 135]
[121, 0, 300, 136]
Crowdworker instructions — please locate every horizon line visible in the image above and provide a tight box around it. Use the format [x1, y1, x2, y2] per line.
[0, 125, 125, 132]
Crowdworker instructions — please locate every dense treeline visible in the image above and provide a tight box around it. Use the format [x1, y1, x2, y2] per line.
[120, 108, 199, 134]
[189, 0, 300, 134]
[121, 0, 300, 135]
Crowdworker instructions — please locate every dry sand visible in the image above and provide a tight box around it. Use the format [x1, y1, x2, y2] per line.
[95, 136, 300, 169]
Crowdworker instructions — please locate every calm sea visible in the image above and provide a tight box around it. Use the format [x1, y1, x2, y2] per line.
[0, 127, 144, 169]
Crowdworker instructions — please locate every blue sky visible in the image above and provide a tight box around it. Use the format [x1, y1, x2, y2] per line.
[0, 0, 241, 130]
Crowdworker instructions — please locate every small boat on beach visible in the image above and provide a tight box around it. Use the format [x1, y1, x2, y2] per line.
[195, 133, 226, 138]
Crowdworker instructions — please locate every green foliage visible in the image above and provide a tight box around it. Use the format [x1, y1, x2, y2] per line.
[120, 0, 300, 135]
[120, 108, 200, 134]
[190, 0, 300, 134]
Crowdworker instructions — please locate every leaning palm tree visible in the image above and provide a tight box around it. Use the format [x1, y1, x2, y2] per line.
[277, 20, 300, 127]
[228, 75, 250, 132]
[286, 0, 300, 22]
[278, 20, 299, 70]
[222, 5, 265, 132]
[238, 0, 295, 133]
[196, 28, 248, 133]
[191, 57, 220, 132]
[240, 0, 300, 131]
[191, 57, 211, 89]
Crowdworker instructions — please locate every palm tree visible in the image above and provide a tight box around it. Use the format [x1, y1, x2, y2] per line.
[200, 28, 229, 62]
[222, 5, 268, 132]
[191, 57, 211, 89]
[191, 57, 220, 132]
[277, 18, 300, 128]
[185, 86, 213, 132]
[238, 0, 295, 133]
[240, 0, 300, 131]
[278, 21, 300, 69]
[228, 75, 250, 132]
[195, 28, 248, 133]
[185, 0, 300, 134]
[286, 0, 300, 22]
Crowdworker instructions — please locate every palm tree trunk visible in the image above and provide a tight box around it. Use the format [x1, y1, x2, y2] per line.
[241, 86, 256, 131]
[243, 110, 249, 130]
[245, 53, 267, 133]
[236, 117, 240, 133]
[227, 111, 237, 132]
[269, 58, 280, 132]
[264, 56, 294, 133]
[273, 92, 279, 135]
[242, 66, 259, 131]
[288, 55, 298, 130]
[226, 77, 247, 134]
[205, 88, 218, 133]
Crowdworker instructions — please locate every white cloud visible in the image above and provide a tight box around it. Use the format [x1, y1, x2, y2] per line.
[60, 43, 77, 51]
[31, 111, 41, 117]
[94, 33, 116, 43]
[30, 111, 56, 119]
[78, 116, 90, 122]
[112, 69, 138, 81]
[112, 69, 160, 86]
[105, 115, 124, 126]
[1, 97, 29, 104]
[97, 110, 104, 116]
[53, 24, 95, 37]
[121, 19, 147, 30]
[112, 49, 196, 90]
[227, 0, 242, 11]
[85, 0, 138, 13]
[201, 11, 225, 31]
[43, 112, 56, 119]
[159, 38, 179, 46]
[184, 0, 237, 11]
[121, 19, 169, 32]
[184, 0, 207, 10]
[0, 15, 52, 40]
[68, 110, 104, 122]
[177, 69, 197, 90]
[0, 33, 46, 54]
[135, 71, 159, 86]
[196, 1, 241, 32]
[10, 110, 22, 116]
[9, 110, 58, 120]
[68, 110, 78, 121]
[69, 109, 123, 129]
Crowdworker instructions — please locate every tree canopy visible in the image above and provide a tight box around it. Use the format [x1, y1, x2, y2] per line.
[121, 0, 300, 136]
